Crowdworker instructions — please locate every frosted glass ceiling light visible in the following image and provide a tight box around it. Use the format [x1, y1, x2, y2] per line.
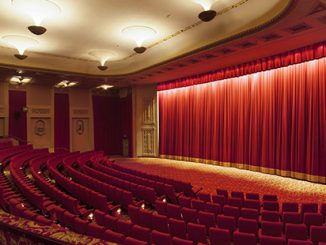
[11, 0, 61, 35]
[55, 80, 78, 88]
[89, 50, 117, 71]
[122, 26, 156, 54]
[193, 0, 217, 22]
[1, 35, 38, 59]
[10, 76, 32, 86]
[96, 85, 114, 90]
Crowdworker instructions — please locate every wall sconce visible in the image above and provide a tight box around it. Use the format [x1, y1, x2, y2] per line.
[11, 0, 61, 35]
[122, 26, 156, 54]
[193, 0, 217, 22]
[1, 35, 38, 59]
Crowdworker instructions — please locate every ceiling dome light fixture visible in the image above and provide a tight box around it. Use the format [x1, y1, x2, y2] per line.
[96, 84, 114, 90]
[55, 80, 78, 88]
[11, 0, 61, 35]
[193, 0, 217, 22]
[122, 26, 156, 54]
[88, 50, 117, 71]
[1, 35, 38, 60]
[10, 76, 32, 86]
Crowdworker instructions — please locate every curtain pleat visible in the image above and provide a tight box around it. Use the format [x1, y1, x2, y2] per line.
[158, 57, 326, 183]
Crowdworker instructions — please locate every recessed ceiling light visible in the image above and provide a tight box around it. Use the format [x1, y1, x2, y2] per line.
[122, 26, 156, 54]
[1, 35, 38, 59]
[11, 0, 61, 35]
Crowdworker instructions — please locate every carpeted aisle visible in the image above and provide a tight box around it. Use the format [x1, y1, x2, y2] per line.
[114, 157, 326, 204]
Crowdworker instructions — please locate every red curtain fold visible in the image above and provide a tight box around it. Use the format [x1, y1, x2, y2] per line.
[158, 42, 326, 91]
[54, 93, 70, 150]
[159, 57, 326, 182]
[9, 90, 27, 145]
[92, 94, 133, 156]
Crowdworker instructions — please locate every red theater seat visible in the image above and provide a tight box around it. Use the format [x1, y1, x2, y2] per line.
[303, 213, 323, 230]
[282, 202, 299, 213]
[217, 215, 236, 234]
[212, 194, 226, 207]
[301, 203, 318, 214]
[138, 208, 152, 228]
[124, 237, 147, 245]
[187, 222, 207, 244]
[233, 232, 257, 245]
[169, 218, 187, 239]
[209, 227, 231, 245]
[287, 239, 313, 245]
[171, 237, 194, 245]
[259, 235, 285, 245]
[260, 221, 283, 237]
[103, 229, 125, 243]
[310, 225, 326, 245]
[167, 203, 182, 219]
[178, 196, 192, 208]
[131, 225, 151, 243]
[285, 223, 308, 241]
[197, 192, 211, 202]
[155, 200, 167, 215]
[128, 204, 140, 224]
[152, 213, 169, 233]
[205, 202, 221, 215]
[216, 189, 228, 199]
[181, 207, 198, 223]
[246, 193, 260, 200]
[198, 210, 216, 231]
[151, 230, 172, 245]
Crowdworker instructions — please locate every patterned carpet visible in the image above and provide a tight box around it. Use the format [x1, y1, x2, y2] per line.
[0, 209, 113, 245]
[114, 157, 326, 204]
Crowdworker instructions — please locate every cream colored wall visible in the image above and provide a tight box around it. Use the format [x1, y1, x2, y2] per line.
[26, 85, 53, 149]
[132, 85, 158, 157]
[69, 88, 94, 152]
[0, 83, 94, 152]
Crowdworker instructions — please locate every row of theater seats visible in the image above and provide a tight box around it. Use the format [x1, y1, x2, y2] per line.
[92, 160, 186, 203]
[79, 160, 160, 205]
[0, 144, 325, 245]
[111, 162, 199, 197]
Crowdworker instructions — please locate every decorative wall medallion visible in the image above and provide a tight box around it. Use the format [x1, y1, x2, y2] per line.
[34, 119, 46, 136]
[76, 119, 84, 135]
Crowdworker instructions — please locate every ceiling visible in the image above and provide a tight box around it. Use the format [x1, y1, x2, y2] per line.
[0, 0, 325, 88]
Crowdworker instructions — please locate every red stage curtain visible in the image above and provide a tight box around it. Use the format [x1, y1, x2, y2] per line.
[54, 93, 70, 150]
[9, 90, 27, 144]
[159, 57, 326, 183]
[158, 42, 326, 91]
[93, 94, 133, 156]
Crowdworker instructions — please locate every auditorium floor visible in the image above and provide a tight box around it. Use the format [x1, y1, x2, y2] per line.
[113, 157, 326, 204]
